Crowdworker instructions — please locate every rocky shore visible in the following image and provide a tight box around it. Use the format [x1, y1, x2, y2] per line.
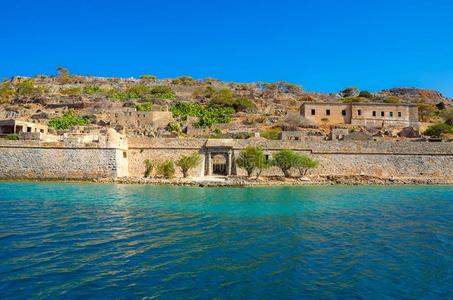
[93, 175, 453, 187]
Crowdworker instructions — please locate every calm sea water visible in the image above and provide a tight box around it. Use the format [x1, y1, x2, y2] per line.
[0, 183, 452, 299]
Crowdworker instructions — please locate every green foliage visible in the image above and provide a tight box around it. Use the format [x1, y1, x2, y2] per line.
[136, 102, 153, 112]
[293, 155, 319, 176]
[176, 153, 201, 177]
[236, 146, 268, 177]
[104, 89, 130, 101]
[232, 97, 253, 112]
[157, 160, 176, 179]
[199, 88, 253, 112]
[272, 149, 299, 177]
[60, 87, 82, 95]
[340, 87, 359, 97]
[358, 90, 373, 98]
[149, 85, 175, 99]
[48, 111, 90, 130]
[170, 102, 234, 128]
[5, 133, 19, 140]
[144, 159, 156, 177]
[260, 128, 281, 140]
[416, 102, 436, 122]
[423, 123, 453, 137]
[384, 96, 400, 103]
[127, 85, 152, 99]
[0, 81, 14, 103]
[172, 76, 196, 86]
[83, 85, 105, 95]
[16, 79, 45, 96]
[342, 96, 367, 103]
[259, 81, 302, 93]
[140, 75, 157, 81]
[167, 122, 181, 133]
[440, 108, 453, 125]
[56, 66, 80, 84]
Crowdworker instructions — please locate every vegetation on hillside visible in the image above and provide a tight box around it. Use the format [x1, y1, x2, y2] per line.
[176, 153, 201, 177]
[170, 102, 234, 128]
[48, 111, 90, 130]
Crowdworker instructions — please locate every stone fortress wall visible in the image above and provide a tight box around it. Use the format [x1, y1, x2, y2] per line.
[0, 136, 452, 181]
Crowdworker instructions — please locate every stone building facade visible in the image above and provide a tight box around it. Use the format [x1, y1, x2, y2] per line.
[300, 102, 419, 129]
[103, 108, 173, 129]
[0, 120, 49, 135]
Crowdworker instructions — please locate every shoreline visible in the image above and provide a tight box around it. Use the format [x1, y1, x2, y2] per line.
[1, 175, 452, 187]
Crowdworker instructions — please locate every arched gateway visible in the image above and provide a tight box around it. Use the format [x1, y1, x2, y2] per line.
[204, 139, 235, 176]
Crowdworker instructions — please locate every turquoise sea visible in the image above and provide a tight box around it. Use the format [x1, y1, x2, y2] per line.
[0, 183, 452, 299]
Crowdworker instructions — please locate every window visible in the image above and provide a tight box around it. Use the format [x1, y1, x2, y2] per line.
[27, 127, 32, 132]
[389, 112, 393, 117]
[326, 109, 330, 116]
[372, 111, 376, 117]
[358, 109, 362, 116]
[342, 110, 346, 116]
[398, 112, 402, 118]
[381, 111, 385, 117]
[311, 109, 316, 115]
[123, 151, 127, 158]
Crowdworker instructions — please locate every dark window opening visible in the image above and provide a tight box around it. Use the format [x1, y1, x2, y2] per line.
[372, 111, 376, 117]
[358, 109, 362, 116]
[311, 109, 316, 115]
[326, 109, 330, 116]
[27, 127, 32, 132]
[123, 151, 127, 158]
[389, 112, 393, 117]
[381, 111, 385, 117]
[398, 112, 402, 118]
[342, 110, 346, 116]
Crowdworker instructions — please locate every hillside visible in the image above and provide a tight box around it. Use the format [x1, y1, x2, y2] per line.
[1, 68, 451, 137]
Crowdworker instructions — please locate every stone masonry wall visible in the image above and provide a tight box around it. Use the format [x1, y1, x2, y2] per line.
[0, 141, 128, 179]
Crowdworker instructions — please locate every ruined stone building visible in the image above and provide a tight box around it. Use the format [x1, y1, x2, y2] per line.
[0, 119, 49, 135]
[101, 108, 173, 130]
[300, 102, 419, 129]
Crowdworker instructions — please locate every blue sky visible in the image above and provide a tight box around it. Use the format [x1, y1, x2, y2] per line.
[1, 0, 452, 96]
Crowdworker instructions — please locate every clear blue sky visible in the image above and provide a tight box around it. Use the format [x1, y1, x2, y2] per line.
[1, 0, 452, 96]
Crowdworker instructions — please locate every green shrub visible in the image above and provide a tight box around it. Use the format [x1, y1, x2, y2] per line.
[176, 153, 201, 177]
[172, 76, 196, 86]
[260, 128, 281, 140]
[440, 108, 453, 125]
[342, 96, 367, 103]
[140, 75, 157, 81]
[149, 86, 175, 99]
[136, 102, 153, 112]
[48, 111, 90, 130]
[423, 123, 453, 137]
[293, 154, 319, 176]
[144, 159, 156, 177]
[417, 102, 436, 122]
[340, 87, 359, 97]
[384, 96, 400, 103]
[233, 97, 254, 112]
[127, 85, 152, 99]
[104, 89, 129, 101]
[83, 85, 105, 95]
[167, 122, 181, 133]
[359, 90, 373, 99]
[236, 146, 268, 177]
[272, 149, 299, 178]
[0, 81, 14, 103]
[170, 102, 234, 128]
[5, 133, 19, 140]
[157, 160, 176, 179]
[16, 79, 46, 96]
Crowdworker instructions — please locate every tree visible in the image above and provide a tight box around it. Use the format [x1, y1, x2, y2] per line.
[440, 108, 453, 125]
[236, 146, 267, 177]
[359, 90, 373, 99]
[157, 160, 176, 179]
[416, 102, 436, 122]
[144, 159, 156, 177]
[176, 153, 201, 178]
[294, 155, 319, 177]
[272, 149, 299, 178]
[340, 87, 359, 98]
[423, 123, 453, 138]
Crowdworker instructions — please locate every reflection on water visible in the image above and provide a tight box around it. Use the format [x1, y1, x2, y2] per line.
[0, 183, 452, 299]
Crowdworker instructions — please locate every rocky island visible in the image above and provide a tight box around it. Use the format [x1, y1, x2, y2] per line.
[0, 67, 452, 185]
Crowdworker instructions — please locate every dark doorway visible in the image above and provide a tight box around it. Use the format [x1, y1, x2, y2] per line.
[212, 154, 227, 175]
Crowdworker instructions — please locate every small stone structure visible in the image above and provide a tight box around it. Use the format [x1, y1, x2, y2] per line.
[0, 119, 48, 135]
[300, 102, 419, 129]
[102, 108, 173, 130]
